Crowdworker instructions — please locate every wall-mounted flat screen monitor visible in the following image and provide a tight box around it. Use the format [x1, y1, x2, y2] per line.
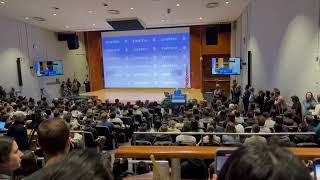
[212, 57, 240, 75]
[35, 60, 64, 77]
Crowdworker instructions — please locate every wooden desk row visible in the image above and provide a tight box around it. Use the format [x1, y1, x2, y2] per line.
[115, 146, 320, 160]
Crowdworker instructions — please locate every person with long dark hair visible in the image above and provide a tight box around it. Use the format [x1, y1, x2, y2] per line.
[291, 95, 302, 124]
[242, 85, 251, 113]
[0, 137, 24, 179]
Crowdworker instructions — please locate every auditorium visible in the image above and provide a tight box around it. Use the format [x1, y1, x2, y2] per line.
[1, 0, 320, 179]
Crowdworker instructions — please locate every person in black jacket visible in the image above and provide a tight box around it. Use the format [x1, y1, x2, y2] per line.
[263, 90, 272, 113]
[7, 112, 29, 150]
[242, 85, 251, 114]
[255, 91, 265, 112]
[231, 84, 241, 105]
[291, 95, 302, 124]
[294, 122, 314, 144]
[132, 123, 154, 144]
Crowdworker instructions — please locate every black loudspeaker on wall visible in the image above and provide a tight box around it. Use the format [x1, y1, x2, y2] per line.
[206, 27, 218, 45]
[248, 51, 252, 86]
[206, 24, 231, 45]
[17, 58, 23, 86]
[57, 33, 79, 50]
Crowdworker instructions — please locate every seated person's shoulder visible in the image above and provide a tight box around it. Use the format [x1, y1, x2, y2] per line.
[24, 165, 53, 180]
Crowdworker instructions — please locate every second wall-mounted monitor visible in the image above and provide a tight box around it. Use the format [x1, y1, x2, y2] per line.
[212, 57, 241, 75]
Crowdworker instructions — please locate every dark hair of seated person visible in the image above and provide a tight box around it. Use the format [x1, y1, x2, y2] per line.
[218, 143, 311, 180]
[251, 124, 260, 133]
[181, 121, 192, 132]
[228, 113, 236, 123]
[304, 115, 314, 124]
[273, 123, 283, 133]
[299, 122, 309, 132]
[275, 116, 284, 124]
[262, 112, 270, 118]
[138, 123, 148, 132]
[109, 112, 116, 119]
[258, 118, 265, 126]
[26, 150, 113, 180]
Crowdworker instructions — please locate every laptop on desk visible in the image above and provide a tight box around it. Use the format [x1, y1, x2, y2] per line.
[0, 122, 5, 129]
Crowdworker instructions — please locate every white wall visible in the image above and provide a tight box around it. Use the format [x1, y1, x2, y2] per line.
[234, 0, 320, 101]
[0, 15, 88, 99]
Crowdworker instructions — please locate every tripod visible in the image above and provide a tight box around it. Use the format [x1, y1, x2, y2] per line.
[40, 88, 44, 99]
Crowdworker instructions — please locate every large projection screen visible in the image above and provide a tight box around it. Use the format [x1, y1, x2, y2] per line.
[101, 27, 190, 88]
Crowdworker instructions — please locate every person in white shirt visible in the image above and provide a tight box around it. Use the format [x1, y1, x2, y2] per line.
[133, 105, 143, 116]
[71, 106, 82, 119]
[229, 113, 244, 133]
[258, 119, 271, 133]
[168, 120, 181, 133]
[198, 126, 221, 146]
[108, 112, 123, 127]
[263, 112, 275, 129]
[311, 94, 320, 118]
[176, 121, 197, 145]
[175, 116, 184, 130]
[234, 111, 244, 124]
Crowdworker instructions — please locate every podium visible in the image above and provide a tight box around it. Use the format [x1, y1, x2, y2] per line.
[171, 89, 186, 104]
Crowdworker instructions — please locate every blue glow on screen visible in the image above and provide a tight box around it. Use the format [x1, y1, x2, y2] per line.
[212, 57, 241, 75]
[35, 60, 64, 77]
[102, 32, 190, 88]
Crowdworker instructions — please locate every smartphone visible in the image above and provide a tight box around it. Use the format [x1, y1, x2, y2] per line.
[314, 159, 320, 180]
[215, 149, 236, 175]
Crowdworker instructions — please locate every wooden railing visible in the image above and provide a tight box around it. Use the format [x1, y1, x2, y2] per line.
[115, 146, 320, 180]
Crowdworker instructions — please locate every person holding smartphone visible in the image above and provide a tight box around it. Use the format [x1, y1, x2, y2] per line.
[213, 143, 311, 180]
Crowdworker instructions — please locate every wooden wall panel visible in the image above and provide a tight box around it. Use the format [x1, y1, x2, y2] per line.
[202, 32, 231, 55]
[190, 26, 202, 89]
[84, 31, 104, 91]
[190, 25, 231, 93]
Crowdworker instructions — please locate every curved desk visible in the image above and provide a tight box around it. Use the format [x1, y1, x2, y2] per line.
[116, 146, 320, 180]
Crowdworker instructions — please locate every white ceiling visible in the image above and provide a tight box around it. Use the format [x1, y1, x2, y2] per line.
[0, 0, 250, 32]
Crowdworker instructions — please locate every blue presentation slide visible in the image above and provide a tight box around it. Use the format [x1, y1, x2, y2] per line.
[102, 32, 190, 88]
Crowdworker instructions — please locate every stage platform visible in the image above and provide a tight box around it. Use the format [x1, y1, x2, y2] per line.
[81, 88, 203, 103]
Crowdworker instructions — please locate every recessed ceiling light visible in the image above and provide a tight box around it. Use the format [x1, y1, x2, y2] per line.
[108, 9, 120, 15]
[65, 25, 69, 28]
[25, 17, 29, 20]
[88, 10, 93, 14]
[226, 1, 230, 4]
[52, 13, 57, 16]
[92, 23, 96, 26]
[206, 2, 219, 8]
[161, 19, 165, 22]
[176, 3, 180, 7]
[130, 7, 134, 10]
[0, 1, 5, 4]
[32, 17, 46, 22]
[199, 17, 203, 20]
